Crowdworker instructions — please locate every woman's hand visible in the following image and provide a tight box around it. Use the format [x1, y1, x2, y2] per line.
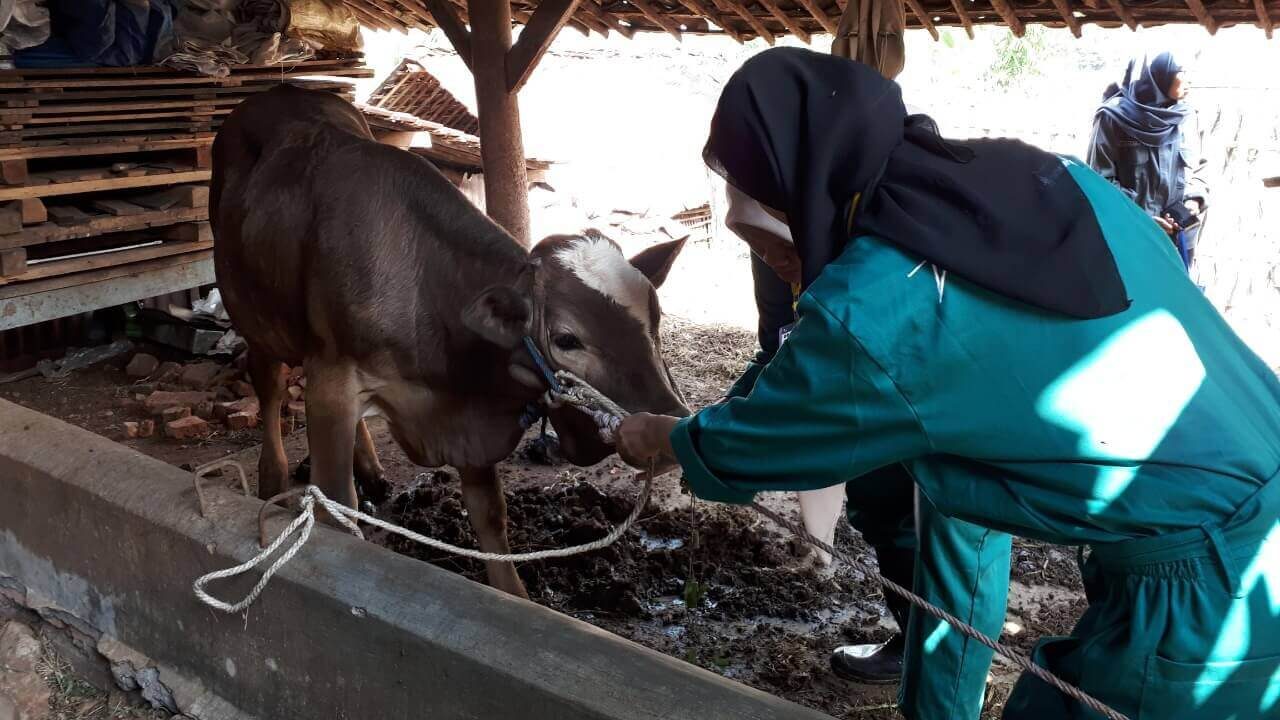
[617, 413, 680, 470]
[1154, 215, 1178, 237]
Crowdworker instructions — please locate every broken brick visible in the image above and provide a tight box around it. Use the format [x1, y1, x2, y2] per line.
[166, 415, 210, 440]
[214, 397, 259, 420]
[286, 401, 306, 421]
[123, 422, 141, 439]
[143, 390, 213, 414]
[231, 380, 255, 398]
[153, 361, 183, 384]
[179, 362, 221, 390]
[137, 419, 155, 438]
[194, 400, 216, 420]
[161, 405, 191, 424]
[125, 353, 159, 378]
[225, 411, 258, 430]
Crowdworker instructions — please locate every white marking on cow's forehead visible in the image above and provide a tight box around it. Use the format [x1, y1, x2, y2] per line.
[554, 236, 651, 329]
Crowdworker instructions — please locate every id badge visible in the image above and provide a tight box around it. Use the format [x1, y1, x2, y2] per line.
[778, 322, 796, 347]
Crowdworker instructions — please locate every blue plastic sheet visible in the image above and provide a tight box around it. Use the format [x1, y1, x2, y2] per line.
[15, 0, 178, 68]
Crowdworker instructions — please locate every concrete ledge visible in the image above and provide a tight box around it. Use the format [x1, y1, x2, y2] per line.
[0, 399, 832, 720]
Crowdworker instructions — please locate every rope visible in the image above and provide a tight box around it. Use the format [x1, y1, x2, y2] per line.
[748, 503, 1128, 720]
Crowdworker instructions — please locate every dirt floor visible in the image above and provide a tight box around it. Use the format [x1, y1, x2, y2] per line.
[0, 313, 1087, 719]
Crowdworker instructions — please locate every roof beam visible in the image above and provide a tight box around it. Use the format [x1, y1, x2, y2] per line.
[423, 0, 474, 69]
[949, 0, 976, 37]
[710, 0, 776, 43]
[344, 1, 398, 30]
[1255, 0, 1274, 37]
[902, 0, 939, 39]
[675, 0, 747, 40]
[1100, 0, 1137, 29]
[986, 0, 1025, 35]
[755, 0, 812, 42]
[1184, 0, 1219, 32]
[1047, 0, 1083, 36]
[362, 0, 418, 31]
[792, 0, 839, 33]
[626, 0, 686, 39]
[507, 0, 584, 92]
[581, 0, 637, 36]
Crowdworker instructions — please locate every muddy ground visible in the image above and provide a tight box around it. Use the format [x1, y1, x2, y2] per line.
[1, 316, 1087, 719]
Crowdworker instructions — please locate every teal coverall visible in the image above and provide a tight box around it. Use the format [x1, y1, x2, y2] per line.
[670, 158, 1280, 719]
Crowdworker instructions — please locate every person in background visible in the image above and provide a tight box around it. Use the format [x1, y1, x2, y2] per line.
[1088, 52, 1210, 270]
[620, 47, 1280, 720]
[724, 184, 917, 685]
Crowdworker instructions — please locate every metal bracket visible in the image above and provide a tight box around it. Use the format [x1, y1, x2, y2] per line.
[192, 459, 251, 517]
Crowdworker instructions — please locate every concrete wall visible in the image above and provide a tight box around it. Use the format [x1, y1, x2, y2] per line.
[0, 399, 832, 720]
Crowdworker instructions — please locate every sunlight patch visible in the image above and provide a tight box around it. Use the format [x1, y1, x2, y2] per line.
[924, 621, 951, 654]
[1201, 521, 1280, 704]
[1036, 309, 1205, 514]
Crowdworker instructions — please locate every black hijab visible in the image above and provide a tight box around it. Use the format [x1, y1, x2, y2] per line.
[1097, 52, 1191, 149]
[704, 47, 1130, 320]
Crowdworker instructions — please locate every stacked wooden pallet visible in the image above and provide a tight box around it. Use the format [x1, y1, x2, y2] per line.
[0, 58, 371, 288]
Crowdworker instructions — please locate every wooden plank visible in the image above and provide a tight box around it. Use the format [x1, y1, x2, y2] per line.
[673, 0, 744, 40]
[132, 184, 209, 210]
[15, 108, 227, 126]
[0, 204, 19, 235]
[755, 0, 812, 42]
[949, 0, 977, 37]
[0, 120, 211, 142]
[626, 0, 686, 39]
[0, 207, 206, 251]
[1101, 0, 1138, 28]
[8, 199, 46, 225]
[1183, 0, 1218, 31]
[1047, 0, 1083, 36]
[91, 199, 149, 217]
[1263, 176, 1280, 188]
[0, 247, 26, 277]
[0, 248, 211, 302]
[710, 0, 775, 43]
[0, 239, 213, 286]
[0, 67, 373, 90]
[0, 159, 28, 185]
[0, 171, 210, 201]
[579, 0, 637, 38]
[903, 0, 939, 39]
[422, 0, 474, 70]
[1254, 0, 1274, 37]
[988, 0, 1026, 35]
[0, 97, 244, 118]
[507, 0, 585, 93]
[791, 0, 839, 33]
[163, 222, 212, 243]
[0, 137, 212, 162]
[0, 58, 361, 80]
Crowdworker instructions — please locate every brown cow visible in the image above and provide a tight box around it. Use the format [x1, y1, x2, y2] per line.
[210, 85, 687, 598]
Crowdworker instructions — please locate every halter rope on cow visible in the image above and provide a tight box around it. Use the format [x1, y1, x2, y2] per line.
[191, 370, 1128, 720]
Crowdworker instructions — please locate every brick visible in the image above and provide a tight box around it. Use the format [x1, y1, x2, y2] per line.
[143, 390, 213, 414]
[287, 385, 304, 401]
[161, 405, 191, 423]
[137, 419, 155, 438]
[153, 361, 183, 384]
[179, 361, 221, 390]
[231, 380, 255, 398]
[214, 397, 259, 420]
[286, 401, 306, 421]
[165, 415, 210, 440]
[225, 411, 258, 430]
[123, 422, 141, 439]
[125, 353, 160, 379]
[194, 400, 216, 420]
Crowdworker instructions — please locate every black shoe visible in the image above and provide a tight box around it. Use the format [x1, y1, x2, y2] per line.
[830, 635, 904, 685]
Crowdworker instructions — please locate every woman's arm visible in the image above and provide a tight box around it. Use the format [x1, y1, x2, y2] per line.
[1086, 116, 1139, 203]
[663, 293, 931, 504]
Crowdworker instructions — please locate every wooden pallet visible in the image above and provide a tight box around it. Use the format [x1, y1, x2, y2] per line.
[0, 223, 212, 285]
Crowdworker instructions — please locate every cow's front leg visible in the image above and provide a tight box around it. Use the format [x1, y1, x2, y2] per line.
[459, 465, 528, 599]
[304, 360, 360, 512]
[353, 419, 389, 503]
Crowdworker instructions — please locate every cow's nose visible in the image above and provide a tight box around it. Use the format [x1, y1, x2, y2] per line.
[666, 401, 692, 418]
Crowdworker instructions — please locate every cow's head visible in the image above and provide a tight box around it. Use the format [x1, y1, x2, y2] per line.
[462, 231, 690, 465]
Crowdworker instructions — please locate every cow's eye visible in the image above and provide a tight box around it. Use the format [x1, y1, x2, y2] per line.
[552, 333, 584, 351]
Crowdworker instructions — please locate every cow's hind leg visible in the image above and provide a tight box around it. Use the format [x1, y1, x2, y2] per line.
[459, 466, 528, 598]
[353, 419, 389, 503]
[304, 360, 360, 511]
[249, 350, 289, 500]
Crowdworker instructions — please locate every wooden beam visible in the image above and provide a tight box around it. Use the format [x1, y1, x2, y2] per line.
[675, 0, 745, 40]
[948, 0, 976, 37]
[1184, 0, 1219, 32]
[469, 0, 531, 246]
[581, 0, 636, 36]
[1254, 0, 1274, 37]
[792, 0, 838, 33]
[626, 0, 685, 39]
[1047, 0, 1083, 36]
[343, 2, 394, 30]
[423, 0, 474, 69]
[359, 0, 414, 31]
[710, 0, 776, 42]
[903, 0, 939, 39]
[1101, 0, 1137, 29]
[988, 0, 1025, 35]
[507, 0, 584, 92]
[755, 0, 811, 41]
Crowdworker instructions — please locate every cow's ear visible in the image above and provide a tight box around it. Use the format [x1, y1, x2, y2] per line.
[462, 285, 531, 348]
[628, 238, 686, 289]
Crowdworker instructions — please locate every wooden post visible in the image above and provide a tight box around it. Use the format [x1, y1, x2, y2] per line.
[470, 0, 531, 246]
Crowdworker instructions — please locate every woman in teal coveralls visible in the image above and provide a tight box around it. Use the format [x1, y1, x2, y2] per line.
[618, 48, 1280, 719]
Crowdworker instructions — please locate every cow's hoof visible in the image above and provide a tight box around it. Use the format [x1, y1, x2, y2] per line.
[356, 473, 391, 505]
[294, 455, 311, 483]
[360, 500, 377, 517]
[521, 433, 565, 466]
